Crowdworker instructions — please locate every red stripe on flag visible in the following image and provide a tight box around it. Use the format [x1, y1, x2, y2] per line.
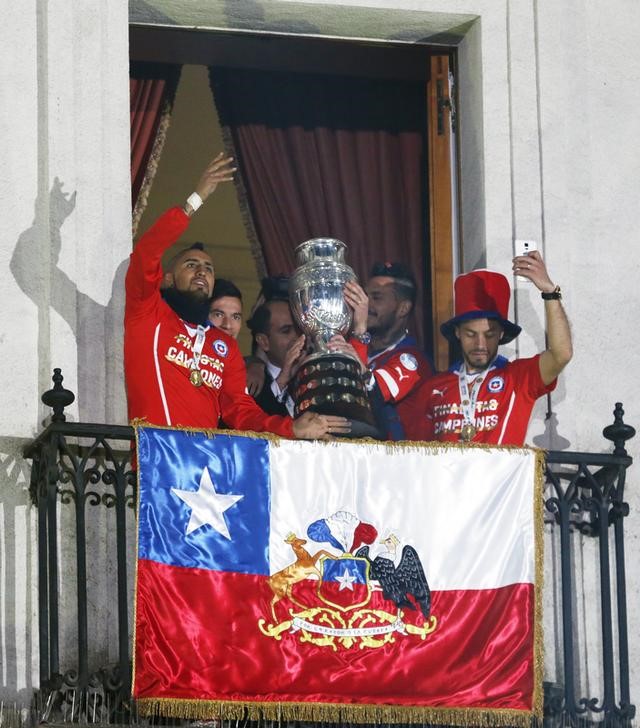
[134, 559, 534, 710]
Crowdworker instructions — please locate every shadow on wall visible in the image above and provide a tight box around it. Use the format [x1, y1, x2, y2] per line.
[513, 287, 571, 451]
[10, 178, 127, 426]
[0, 436, 37, 703]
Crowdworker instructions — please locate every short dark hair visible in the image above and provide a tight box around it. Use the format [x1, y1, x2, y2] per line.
[164, 241, 209, 274]
[369, 261, 417, 307]
[211, 278, 242, 303]
[246, 301, 274, 337]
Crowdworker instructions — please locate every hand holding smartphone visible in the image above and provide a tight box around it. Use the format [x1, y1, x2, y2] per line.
[514, 240, 537, 281]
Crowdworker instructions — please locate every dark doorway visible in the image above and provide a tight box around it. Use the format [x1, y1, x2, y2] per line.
[129, 26, 455, 364]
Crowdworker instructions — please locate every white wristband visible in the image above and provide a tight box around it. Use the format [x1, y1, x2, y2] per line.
[186, 192, 203, 212]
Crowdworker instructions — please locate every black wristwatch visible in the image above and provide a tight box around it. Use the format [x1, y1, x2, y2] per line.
[541, 286, 562, 300]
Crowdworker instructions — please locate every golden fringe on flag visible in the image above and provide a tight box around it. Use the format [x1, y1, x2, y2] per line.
[135, 696, 538, 727]
[132, 419, 539, 455]
[132, 425, 546, 727]
[533, 449, 547, 722]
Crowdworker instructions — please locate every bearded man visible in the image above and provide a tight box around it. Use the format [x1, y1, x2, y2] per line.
[421, 255, 572, 445]
[124, 154, 349, 440]
[331, 262, 433, 441]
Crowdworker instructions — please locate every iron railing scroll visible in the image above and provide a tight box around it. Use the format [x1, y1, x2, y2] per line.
[544, 402, 635, 726]
[21, 370, 636, 727]
[24, 369, 135, 724]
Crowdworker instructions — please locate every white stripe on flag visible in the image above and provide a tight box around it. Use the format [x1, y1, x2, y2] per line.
[268, 440, 535, 591]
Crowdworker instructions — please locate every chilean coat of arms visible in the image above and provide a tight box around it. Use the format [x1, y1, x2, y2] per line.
[259, 511, 437, 649]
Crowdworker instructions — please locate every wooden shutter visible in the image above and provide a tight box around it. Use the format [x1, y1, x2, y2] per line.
[427, 54, 455, 371]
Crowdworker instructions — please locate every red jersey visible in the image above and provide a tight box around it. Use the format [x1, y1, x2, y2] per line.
[352, 334, 434, 441]
[420, 354, 556, 445]
[124, 207, 293, 436]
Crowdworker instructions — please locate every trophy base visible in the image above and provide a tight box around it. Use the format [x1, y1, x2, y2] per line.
[293, 353, 383, 440]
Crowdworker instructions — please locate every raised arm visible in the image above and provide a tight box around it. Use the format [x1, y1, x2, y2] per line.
[126, 153, 236, 303]
[339, 280, 369, 367]
[512, 250, 573, 386]
[343, 280, 369, 338]
[183, 152, 236, 217]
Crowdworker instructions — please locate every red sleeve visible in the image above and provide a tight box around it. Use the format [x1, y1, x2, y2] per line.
[219, 341, 294, 438]
[510, 354, 558, 400]
[348, 338, 368, 366]
[125, 207, 190, 309]
[373, 349, 433, 403]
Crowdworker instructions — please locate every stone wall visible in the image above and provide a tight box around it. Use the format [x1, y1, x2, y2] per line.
[2, 0, 639, 713]
[0, 1, 130, 704]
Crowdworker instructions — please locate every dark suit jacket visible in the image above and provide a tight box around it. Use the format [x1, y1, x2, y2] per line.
[254, 370, 290, 416]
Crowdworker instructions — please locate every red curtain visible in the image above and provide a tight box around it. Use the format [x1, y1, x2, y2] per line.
[209, 68, 430, 349]
[130, 62, 181, 210]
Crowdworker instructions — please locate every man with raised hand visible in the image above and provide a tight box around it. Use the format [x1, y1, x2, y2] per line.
[332, 262, 434, 441]
[124, 154, 350, 440]
[421, 252, 572, 445]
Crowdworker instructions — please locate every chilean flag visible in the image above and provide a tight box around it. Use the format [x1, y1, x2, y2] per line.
[133, 426, 542, 726]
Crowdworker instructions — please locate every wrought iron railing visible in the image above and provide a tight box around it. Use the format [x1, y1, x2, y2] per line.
[21, 369, 636, 726]
[23, 370, 136, 725]
[543, 406, 636, 726]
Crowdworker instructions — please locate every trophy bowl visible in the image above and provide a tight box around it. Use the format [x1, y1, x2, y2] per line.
[289, 238, 381, 438]
[289, 238, 355, 354]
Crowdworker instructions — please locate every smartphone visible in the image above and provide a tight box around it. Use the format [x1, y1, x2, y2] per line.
[514, 240, 537, 281]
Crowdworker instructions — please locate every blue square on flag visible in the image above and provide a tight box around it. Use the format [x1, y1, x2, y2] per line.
[318, 556, 370, 610]
[137, 428, 270, 576]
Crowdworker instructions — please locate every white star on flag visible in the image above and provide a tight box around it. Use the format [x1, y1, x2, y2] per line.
[336, 567, 357, 591]
[171, 467, 243, 539]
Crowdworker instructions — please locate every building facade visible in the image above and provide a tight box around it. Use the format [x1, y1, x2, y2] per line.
[2, 0, 639, 717]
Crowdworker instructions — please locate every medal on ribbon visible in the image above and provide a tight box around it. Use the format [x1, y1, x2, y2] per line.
[187, 324, 207, 388]
[457, 365, 488, 443]
[459, 423, 477, 442]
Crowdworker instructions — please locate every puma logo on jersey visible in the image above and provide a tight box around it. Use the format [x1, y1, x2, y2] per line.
[432, 388, 446, 397]
[394, 366, 410, 382]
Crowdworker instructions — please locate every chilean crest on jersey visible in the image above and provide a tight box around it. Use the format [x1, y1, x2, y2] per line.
[213, 339, 228, 357]
[399, 353, 418, 371]
[488, 375, 504, 393]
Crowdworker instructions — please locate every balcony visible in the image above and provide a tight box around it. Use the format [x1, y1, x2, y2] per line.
[19, 369, 637, 727]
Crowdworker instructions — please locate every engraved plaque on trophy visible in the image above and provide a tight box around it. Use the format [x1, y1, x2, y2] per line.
[289, 238, 380, 438]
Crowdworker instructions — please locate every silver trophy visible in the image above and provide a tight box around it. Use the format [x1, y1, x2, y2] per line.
[289, 238, 380, 438]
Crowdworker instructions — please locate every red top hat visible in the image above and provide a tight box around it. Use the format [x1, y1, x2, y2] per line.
[440, 269, 521, 344]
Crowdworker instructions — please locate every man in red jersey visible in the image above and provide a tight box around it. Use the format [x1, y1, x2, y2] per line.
[124, 153, 350, 439]
[331, 262, 434, 441]
[420, 254, 572, 445]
